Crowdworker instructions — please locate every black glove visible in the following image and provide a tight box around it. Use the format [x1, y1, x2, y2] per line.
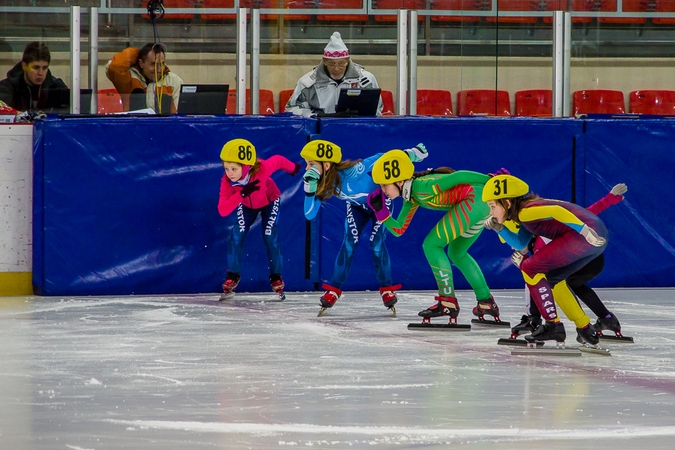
[240, 179, 261, 198]
[290, 162, 302, 177]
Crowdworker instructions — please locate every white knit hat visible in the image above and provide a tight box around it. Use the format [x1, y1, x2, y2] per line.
[323, 32, 349, 59]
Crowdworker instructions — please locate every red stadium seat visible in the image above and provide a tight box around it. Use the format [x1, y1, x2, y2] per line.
[381, 90, 395, 116]
[416, 89, 453, 116]
[317, 0, 368, 22]
[653, 0, 675, 24]
[629, 90, 675, 115]
[572, 90, 625, 115]
[374, 0, 425, 22]
[598, 0, 649, 24]
[430, 0, 481, 23]
[486, 0, 540, 24]
[278, 89, 295, 113]
[515, 89, 552, 116]
[457, 89, 511, 116]
[97, 88, 124, 114]
[226, 89, 275, 114]
[142, 0, 196, 19]
[544, 0, 594, 23]
[201, 0, 311, 21]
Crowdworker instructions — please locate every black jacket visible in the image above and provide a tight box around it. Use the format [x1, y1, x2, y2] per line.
[0, 62, 68, 112]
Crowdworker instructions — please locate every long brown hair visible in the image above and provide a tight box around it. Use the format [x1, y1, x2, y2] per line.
[413, 167, 455, 178]
[497, 193, 541, 223]
[315, 160, 361, 201]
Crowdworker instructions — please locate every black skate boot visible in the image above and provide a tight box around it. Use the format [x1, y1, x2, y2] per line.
[593, 312, 621, 336]
[510, 315, 542, 339]
[524, 321, 566, 345]
[419, 295, 460, 323]
[471, 296, 509, 326]
[379, 284, 401, 316]
[269, 273, 286, 301]
[220, 272, 241, 301]
[576, 324, 600, 346]
[317, 283, 342, 317]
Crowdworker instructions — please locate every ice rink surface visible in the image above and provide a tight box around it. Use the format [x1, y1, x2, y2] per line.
[1, 288, 674, 449]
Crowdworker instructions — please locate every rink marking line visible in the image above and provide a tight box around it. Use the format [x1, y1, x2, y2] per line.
[106, 420, 675, 439]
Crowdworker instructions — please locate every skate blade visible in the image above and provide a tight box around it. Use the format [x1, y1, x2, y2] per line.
[498, 338, 544, 348]
[579, 344, 612, 356]
[599, 334, 634, 343]
[471, 318, 511, 327]
[407, 322, 471, 331]
[317, 307, 328, 317]
[389, 306, 397, 318]
[219, 292, 235, 301]
[511, 347, 581, 356]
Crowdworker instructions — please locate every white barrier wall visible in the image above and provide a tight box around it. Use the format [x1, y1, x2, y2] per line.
[0, 124, 33, 295]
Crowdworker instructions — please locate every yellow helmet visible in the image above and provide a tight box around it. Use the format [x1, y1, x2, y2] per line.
[300, 140, 342, 164]
[220, 138, 256, 165]
[372, 150, 414, 185]
[482, 174, 529, 202]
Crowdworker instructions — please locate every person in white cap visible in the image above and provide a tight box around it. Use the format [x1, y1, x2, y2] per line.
[285, 32, 383, 117]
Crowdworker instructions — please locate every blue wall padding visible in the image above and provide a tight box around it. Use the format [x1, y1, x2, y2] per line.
[32, 115, 673, 296]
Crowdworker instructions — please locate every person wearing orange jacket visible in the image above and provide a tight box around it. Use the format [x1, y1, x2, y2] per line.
[105, 43, 183, 113]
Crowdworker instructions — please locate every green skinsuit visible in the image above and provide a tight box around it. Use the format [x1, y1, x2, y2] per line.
[381, 170, 492, 300]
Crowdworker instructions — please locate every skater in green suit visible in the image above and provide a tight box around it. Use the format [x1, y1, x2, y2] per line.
[367, 149, 503, 324]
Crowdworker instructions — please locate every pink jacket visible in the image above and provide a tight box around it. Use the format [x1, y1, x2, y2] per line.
[218, 155, 296, 217]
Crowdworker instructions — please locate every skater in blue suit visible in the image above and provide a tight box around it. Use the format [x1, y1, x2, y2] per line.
[300, 139, 428, 316]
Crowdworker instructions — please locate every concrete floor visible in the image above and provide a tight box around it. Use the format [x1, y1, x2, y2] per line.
[1, 287, 674, 449]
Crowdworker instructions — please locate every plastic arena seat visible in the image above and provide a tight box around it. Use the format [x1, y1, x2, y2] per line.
[430, 0, 481, 23]
[374, 0, 425, 22]
[381, 90, 395, 115]
[544, 0, 594, 23]
[142, 0, 196, 19]
[201, 0, 311, 21]
[485, 0, 540, 24]
[457, 89, 511, 116]
[598, 0, 649, 24]
[653, 0, 675, 24]
[515, 89, 552, 116]
[97, 88, 124, 114]
[317, 0, 369, 22]
[226, 89, 275, 114]
[278, 89, 295, 113]
[414, 89, 453, 116]
[572, 89, 626, 115]
[629, 90, 675, 115]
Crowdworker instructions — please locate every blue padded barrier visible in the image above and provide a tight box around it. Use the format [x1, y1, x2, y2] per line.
[32, 115, 673, 295]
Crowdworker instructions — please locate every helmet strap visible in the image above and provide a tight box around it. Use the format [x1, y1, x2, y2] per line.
[401, 178, 413, 201]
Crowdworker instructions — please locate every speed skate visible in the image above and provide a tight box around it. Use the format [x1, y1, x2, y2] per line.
[408, 316, 471, 331]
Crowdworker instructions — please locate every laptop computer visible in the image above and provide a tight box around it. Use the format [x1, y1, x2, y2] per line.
[177, 84, 229, 115]
[335, 88, 381, 116]
[50, 88, 93, 114]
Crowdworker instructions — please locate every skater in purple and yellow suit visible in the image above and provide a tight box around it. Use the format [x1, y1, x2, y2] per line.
[367, 150, 503, 323]
[482, 174, 603, 345]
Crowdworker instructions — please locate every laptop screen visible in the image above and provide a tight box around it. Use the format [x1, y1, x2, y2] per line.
[49, 88, 94, 114]
[335, 88, 381, 116]
[177, 84, 229, 115]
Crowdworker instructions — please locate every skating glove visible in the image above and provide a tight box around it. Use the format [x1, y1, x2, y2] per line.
[483, 215, 503, 232]
[511, 251, 528, 268]
[489, 167, 510, 177]
[303, 167, 321, 195]
[290, 162, 302, 177]
[610, 183, 627, 197]
[404, 143, 428, 163]
[366, 188, 390, 222]
[580, 224, 606, 247]
[239, 179, 261, 198]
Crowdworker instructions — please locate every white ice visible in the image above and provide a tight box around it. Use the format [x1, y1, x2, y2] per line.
[1, 288, 674, 449]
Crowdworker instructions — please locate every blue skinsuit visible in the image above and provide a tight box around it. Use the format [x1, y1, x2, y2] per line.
[304, 154, 393, 289]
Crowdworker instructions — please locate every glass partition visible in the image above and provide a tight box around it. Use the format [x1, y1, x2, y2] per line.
[0, 0, 673, 116]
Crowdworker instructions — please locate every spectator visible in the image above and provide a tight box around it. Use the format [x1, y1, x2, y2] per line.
[286, 32, 383, 117]
[0, 41, 68, 112]
[105, 43, 183, 113]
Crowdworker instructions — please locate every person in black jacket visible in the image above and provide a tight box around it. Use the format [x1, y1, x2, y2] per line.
[0, 42, 68, 112]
